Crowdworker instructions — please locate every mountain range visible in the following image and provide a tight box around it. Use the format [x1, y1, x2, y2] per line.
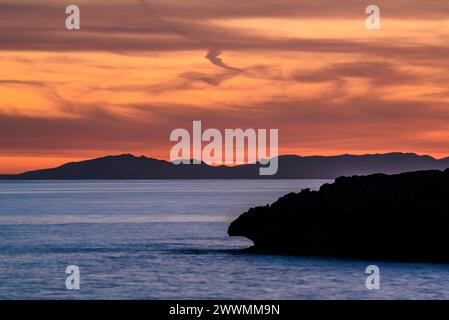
[1, 152, 449, 179]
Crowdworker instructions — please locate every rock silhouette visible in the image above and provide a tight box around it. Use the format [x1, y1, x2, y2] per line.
[228, 169, 449, 262]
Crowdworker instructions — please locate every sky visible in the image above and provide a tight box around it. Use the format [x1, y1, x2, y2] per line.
[1, 0, 449, 173]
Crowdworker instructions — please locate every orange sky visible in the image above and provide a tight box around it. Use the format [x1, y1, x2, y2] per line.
[1, 0, 449, 173]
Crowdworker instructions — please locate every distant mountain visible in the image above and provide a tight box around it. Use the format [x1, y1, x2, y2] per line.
[1, 152, 449, 179]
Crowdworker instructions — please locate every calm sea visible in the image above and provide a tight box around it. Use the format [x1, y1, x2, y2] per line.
[0, 180, 448, 300]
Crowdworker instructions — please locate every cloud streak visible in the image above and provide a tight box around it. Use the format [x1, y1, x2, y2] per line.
[205, 49, 243, 72]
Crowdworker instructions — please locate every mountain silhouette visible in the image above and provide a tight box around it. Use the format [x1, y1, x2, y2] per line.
[1, 152, 449, 179]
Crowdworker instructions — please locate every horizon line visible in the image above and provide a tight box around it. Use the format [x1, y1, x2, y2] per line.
[1, 151, 448, 176]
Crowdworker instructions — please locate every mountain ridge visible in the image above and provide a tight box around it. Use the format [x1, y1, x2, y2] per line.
[2, 152, 449, 179]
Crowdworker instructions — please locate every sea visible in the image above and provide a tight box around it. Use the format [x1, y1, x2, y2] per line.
[1, 180, 448, 300]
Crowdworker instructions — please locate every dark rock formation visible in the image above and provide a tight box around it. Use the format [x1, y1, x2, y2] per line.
[228, 169, 449, 262]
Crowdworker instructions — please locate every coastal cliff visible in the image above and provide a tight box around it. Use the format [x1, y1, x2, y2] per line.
[228, 169, 449, 262]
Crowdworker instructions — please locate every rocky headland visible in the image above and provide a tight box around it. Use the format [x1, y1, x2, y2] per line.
[228, 169, 449, 262]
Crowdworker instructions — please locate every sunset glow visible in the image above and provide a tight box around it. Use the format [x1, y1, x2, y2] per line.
[2, 0, 449, 173]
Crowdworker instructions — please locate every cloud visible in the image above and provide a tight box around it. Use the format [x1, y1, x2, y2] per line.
[291, 61, 421, 86]
[1, 0, 449, 64]
[0, 80, 48, 87]
[205, 49, 243, 72]
[3, 93, 449, 159]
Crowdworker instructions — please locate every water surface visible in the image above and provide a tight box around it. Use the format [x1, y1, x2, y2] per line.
[0, 180, 448, 299]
